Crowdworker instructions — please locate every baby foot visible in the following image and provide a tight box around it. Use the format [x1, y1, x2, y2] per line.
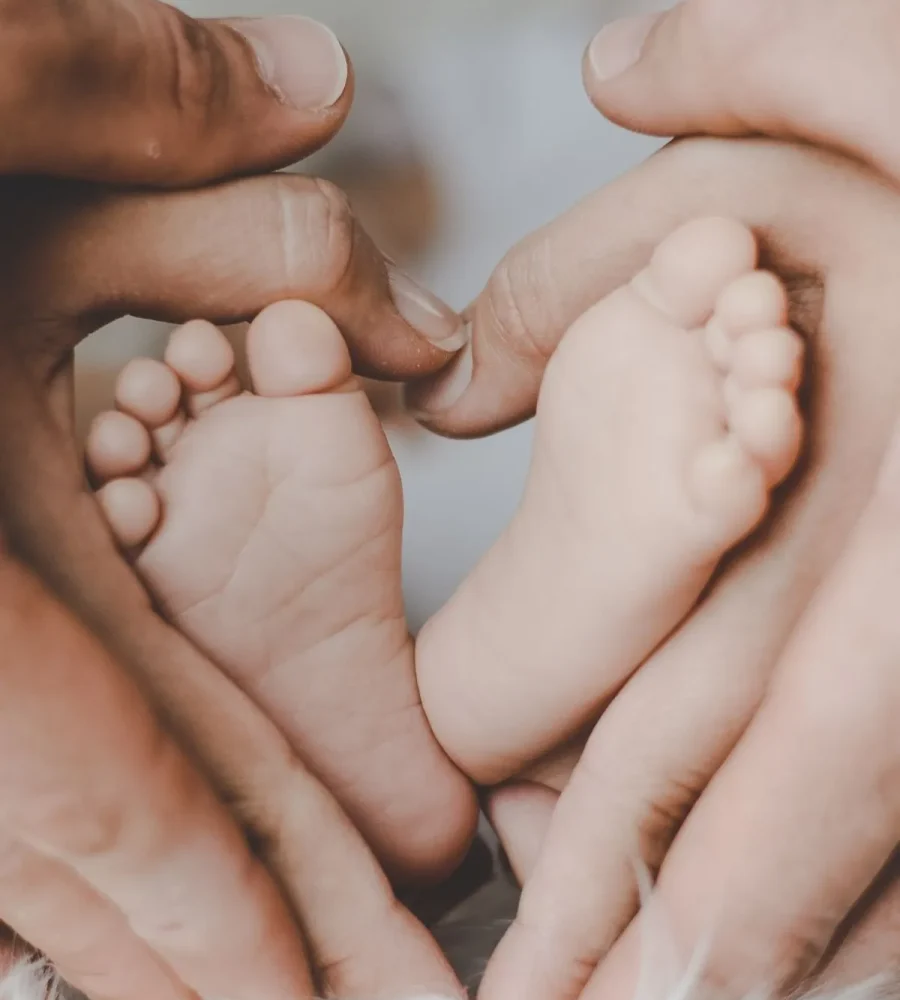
[86, 301, 476, 882]
[417, 217, 805, 784]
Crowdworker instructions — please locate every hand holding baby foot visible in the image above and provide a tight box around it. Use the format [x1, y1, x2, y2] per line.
[410, 4, 900, 995]
[0, 0, 355, 995]
[0, 0, 474, 988]
[413, 137, 900, 1000]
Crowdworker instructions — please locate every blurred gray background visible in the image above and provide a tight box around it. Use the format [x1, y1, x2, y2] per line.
[75, 0, 666, 630]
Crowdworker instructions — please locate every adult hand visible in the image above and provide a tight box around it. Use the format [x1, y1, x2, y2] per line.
[5, 0, 352, 185]
[413, 134, 900, 999]
[582, 0, 900, 189]
[0, 2, 469, 999]
[0, 171, 468, 1000]
[407, 4, 900, 994]
[409, 0, 900, 435]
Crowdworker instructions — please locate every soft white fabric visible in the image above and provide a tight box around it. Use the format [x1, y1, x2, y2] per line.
[0, 963, 59, 1000]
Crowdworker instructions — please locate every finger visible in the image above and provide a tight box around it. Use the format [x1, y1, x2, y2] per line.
[485, 783, 558, 885]
[0, 0, 353, 185]
[479, 138, 900, 1000]
[582, 436, 900, 1000]
[406, 134, 866, 436]
[106, 604, 465, 1000]
[0, 835, 187, 1000]
[12, 173, 466, 379]
[0, 552, 313, 1000]
[582, 0, 900, 187]
[22, 528, 464, 1000]
[812, 851, 900, 992]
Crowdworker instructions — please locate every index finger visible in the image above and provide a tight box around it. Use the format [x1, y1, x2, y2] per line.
[9, 173, 467, 380]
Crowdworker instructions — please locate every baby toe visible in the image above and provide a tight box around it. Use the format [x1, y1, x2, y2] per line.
[96, 478, 161, 551]
[716, 270, 788, 335]
[246, 301, 353, 398]
[635, 217, 758, 329]
[705, 270, 792, 372]
[116, 357, 182, 428]
[86, 411, 152, 484]
[164, 320, 240, 415]
[728, 386, 803, 485]
[731, 327, 805, 391]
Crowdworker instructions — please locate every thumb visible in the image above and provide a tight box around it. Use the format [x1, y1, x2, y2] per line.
[583, 0, 900, 184]
[1, 0, 352, 185]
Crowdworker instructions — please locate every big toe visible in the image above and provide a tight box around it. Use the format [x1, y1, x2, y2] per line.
[634, 216, 758, 329]
[247, 301, 353, 398]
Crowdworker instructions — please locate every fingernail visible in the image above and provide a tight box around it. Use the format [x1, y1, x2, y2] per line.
[232, 16, 348, 111]
[387, 265, 469, 352]
[588, 13, 659, 83]
[409, 336, 474, 417]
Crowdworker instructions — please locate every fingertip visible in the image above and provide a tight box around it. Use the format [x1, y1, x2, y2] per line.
[405, 340, 474, 424]
[225, 16, 349, 114]
[487, 783, 558, 885]
[580, 3, 745, 139]
[584, 13, 661, 89]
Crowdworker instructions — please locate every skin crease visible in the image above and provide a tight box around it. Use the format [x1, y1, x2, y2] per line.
[0, 0, 474, 997]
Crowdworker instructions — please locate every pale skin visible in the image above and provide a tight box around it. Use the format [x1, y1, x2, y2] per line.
[86, 302, 476, 883]
[416, 216, 804, 785]
[418, 136, 900, 1000]
[404, 0, 900, 989]
[83, 205, 804, 878]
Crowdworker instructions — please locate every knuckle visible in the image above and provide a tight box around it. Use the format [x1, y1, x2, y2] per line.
[686, 0, 783, 93]
[223, 754, 304, 864]
[634, 780, 697, 870]
[700, 918, 829, 996]
[578, 729, 699, 870]
[271, 175, 355, 295]
[0, 4, 57, 129]
[484, 241, 559, 369]
[162, 8, 229, 130]
[25, 786, 126, 860]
